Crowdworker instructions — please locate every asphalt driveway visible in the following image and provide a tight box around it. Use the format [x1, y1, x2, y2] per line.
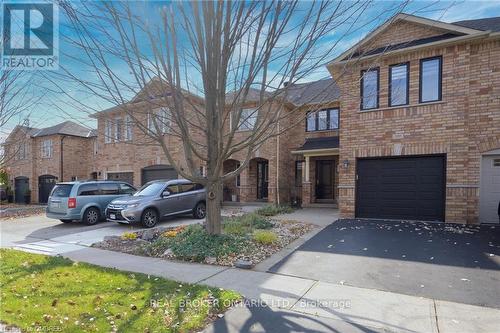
[269, 219, 500, 308]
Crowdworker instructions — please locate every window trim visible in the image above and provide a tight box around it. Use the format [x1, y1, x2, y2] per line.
[305, 108, 339, 132]
[388, 62, 410, 107]
[104, 119, 112, 144]
[419, 56, 442, 103]
[41, 139, 53, 158]
[360, 67, 380, 110]
[236, 108, 258, 132]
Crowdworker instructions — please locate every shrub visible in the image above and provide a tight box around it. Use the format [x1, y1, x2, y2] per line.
[256, 204, 294, 216]
[223, 213, 273, 235]
[142, 236, 173, 257]
[170, 225, 247, 262]
[253, 230, 278, 245]
[162, 226, 186, 238]
[121, 232, 137, 240]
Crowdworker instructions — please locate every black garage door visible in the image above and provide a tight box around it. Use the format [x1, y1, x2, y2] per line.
[38, 175, 57, 204]
[356, 155, 445, 221]
[141, 165, 178, 185]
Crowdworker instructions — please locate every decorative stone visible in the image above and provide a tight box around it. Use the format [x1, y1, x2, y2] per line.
[205, 256, 217, 264]
[234, 259, 253, 269]
[141, 229, 156, 241]
[162, 248, 173, 257]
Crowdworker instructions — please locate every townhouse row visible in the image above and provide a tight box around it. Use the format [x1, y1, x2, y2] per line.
[4, 13, 500, 224]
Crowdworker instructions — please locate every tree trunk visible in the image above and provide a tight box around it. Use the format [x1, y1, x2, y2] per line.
[205, 180, 223, 234]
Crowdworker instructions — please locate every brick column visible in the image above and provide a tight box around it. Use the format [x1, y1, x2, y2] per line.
[302, 182, 312, 206]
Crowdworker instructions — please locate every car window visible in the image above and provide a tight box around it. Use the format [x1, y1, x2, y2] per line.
[134, 182, 165, 196]
[166, 185, 179, 194]
[77, 184, 99, 196]
[179, 183, 195, 193]
[99, 183, 119, 195]
[51, 184, 73, 198]
[119, 183, 136, 194]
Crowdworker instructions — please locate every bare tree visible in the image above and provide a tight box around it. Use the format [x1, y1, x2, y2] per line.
[0, 39, 38, 166]
[57, 0, 415, 234]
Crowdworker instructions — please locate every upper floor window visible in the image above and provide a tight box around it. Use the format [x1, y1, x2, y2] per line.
[41, 139, 52, 158]
[93, 139, 98, 155]
[104, 120, 112, 144]
[389, 63, 409, 106]
[306, 108, 338, 132]
[148, 108, 171, 134]
[114, 118, 123, 142]
[420, 56, 442, 103]
[361, 68, 379, 110]
[16, 142, 27, 160]
[124, 115, 133, 141]
[237, 108, 258, 131]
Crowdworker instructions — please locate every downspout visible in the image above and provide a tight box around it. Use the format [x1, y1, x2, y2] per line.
[60, 135, 66, 181]
[276, 121, 280, 205]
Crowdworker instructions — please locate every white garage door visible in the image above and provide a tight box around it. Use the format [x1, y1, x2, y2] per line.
[480, 153, 500, 224]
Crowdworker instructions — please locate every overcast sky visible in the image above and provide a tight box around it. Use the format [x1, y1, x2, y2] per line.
[3, 0, 500, 139]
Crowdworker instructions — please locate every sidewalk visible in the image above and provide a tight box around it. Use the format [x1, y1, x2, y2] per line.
[62, 247, 500, 333]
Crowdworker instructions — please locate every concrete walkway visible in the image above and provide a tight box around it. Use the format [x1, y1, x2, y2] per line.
[61, 247, 500, 333]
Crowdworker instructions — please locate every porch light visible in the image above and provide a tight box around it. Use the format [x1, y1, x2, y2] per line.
[342, 159, 350, 169]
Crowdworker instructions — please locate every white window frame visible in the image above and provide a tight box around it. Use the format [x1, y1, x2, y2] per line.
[148, 108, 171, 134]
[114, 118, 122, 142]
[104, 119, 112, 144]
[124, 115, 133, 141]
[41, 139, 52, 158]
[237, 108, 257, 131]
[17, 142, 27, 160]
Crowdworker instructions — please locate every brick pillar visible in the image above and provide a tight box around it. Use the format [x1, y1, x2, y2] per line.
[302, 182, 312, 206]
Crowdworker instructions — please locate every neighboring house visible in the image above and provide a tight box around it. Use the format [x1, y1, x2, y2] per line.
[90, 79, 206, 188]
[91, 77, 340, 207]
[3, 121, 97, 204]
[328, 14, 500, 224]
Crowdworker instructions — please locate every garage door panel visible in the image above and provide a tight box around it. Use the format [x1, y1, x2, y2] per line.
[356, 156, 445, 221]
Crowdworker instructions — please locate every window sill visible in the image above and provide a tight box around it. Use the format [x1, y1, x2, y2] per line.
[358, 100, 445, 113]
[305, 129, 339, 133]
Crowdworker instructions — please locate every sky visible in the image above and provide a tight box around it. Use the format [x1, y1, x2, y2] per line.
[2, 0, 500, 139]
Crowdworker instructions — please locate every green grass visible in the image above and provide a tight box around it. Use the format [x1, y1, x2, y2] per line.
[253, 230, 278, 245]
[223, 213, 273, 236]
[0, 249, 240, 333]
[255, 204, 294, 216]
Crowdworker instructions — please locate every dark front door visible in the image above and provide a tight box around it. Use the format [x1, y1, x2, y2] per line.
[257, 161, 269, 200]
[316, 160, 334, 200]
[14, 177, 29, 204]
[356, 155, 446, 221]
[38, 175, 57, 204]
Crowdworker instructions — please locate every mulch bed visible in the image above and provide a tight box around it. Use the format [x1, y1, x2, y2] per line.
[93, 219, 315, 267]
[0, 206, 46, 220]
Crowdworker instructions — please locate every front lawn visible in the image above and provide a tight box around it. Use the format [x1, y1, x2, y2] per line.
[0, 249, 240, 333]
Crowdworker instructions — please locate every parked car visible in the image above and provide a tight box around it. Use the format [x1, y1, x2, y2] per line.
[106, 179, 206, 228]
[46, 181, 137, 225]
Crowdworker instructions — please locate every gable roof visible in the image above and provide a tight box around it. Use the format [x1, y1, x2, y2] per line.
[31, 121, 96, 138]
[453, 17, 500, 32]
[280, 78, 339, 105]
[329, 13, 488, 65]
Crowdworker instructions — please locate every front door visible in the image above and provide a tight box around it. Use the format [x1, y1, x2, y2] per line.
[14, 177, 29, 203]
[480, 154, 500, 223]
[257, 161, 269, 200]
[316, 160, 334, 200]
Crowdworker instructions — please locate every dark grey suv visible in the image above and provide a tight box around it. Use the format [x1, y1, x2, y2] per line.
[106, 179, 206, 227]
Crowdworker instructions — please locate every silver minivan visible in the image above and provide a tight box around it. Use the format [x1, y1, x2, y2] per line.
[46, 181, 136, 225]
[106, 179, 206, 227]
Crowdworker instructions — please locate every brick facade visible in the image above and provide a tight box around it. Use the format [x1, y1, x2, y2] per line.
[4, 125, 96, 203]
[329, 18, 500, 223]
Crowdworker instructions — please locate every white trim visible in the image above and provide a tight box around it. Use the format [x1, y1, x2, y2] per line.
[291, 148, 339, 155]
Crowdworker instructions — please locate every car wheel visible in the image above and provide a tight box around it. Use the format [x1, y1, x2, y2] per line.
[60, 219, 72, 223]
[193, 202, 206, 219]
[83, 207, 100, 225]
[141, 208, 158, 228]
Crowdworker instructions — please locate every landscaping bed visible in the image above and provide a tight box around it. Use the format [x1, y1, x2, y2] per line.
[0, 249, 240, 333]
[94, 208, 314, 267]
[0, 204, 46, 220]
